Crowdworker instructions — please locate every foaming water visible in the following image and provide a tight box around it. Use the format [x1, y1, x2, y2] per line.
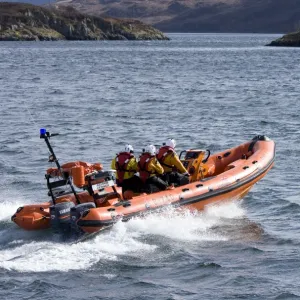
[0, 199, 25, 222]
[204, 200, 245, 219]
[0, 202, 245, 272]
[0, 239, 118, 272]
[125, 202, 245, 242]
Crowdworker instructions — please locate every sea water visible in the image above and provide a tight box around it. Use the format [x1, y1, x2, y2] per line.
[0, 33, 299, 299]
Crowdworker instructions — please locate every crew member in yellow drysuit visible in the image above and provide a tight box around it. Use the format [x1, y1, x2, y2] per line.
[157, 138, 189, 186]
[138, 144, 168, 193]
[111, 144, 143, 195]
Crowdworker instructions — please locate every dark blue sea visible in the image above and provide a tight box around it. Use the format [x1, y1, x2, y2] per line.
[0, 33, 300, 300]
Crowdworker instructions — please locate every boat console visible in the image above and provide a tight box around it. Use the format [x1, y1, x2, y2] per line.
[179, 149, 210, 181]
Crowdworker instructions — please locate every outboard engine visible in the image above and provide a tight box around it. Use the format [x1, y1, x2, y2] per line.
[70, 202, 96, 235]
[50, 202, 75, 233]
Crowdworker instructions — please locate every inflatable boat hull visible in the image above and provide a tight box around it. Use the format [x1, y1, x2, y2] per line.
[12, 136, 275, 236]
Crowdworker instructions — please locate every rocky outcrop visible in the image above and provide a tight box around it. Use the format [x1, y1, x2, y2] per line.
[0, 2, 169, 41]
[266, 32, 300, 47]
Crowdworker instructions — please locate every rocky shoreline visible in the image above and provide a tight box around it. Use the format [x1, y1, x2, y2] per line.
[266, 31, 300, 47]
[0, 2, 169, 41]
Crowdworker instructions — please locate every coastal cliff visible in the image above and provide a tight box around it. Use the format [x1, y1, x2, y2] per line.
[0, 2, 169, 41]
[267, 32, 300, 47]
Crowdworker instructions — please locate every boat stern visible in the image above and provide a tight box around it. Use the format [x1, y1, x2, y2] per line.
[11, 203, 51, 230]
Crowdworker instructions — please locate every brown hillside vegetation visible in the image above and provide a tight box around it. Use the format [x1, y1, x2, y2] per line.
[54, 0, 300, 33]
[54, 0, 240, 24]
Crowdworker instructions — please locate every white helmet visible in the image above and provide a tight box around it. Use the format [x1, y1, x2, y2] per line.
[144, 144, 156, 156]
[125, 144, 134, 153]
[165, 138, 176, 149]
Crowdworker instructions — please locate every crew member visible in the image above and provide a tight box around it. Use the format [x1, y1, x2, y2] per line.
[138, 145, 168, 194]
[111, 144, 142, 196]
[157, 138, 189, 186]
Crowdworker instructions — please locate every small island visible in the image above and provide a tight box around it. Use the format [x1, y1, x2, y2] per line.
[267, 31, 300, 47]
[0, 2, 169, 41]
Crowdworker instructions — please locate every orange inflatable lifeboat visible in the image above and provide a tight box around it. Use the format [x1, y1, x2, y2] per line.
[11, 132, 275, 239]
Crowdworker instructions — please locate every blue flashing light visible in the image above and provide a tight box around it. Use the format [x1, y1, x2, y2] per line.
[40, 128, 46, 135]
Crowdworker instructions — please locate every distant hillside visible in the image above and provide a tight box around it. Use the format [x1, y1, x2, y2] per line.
[156, 0, 300, 33]
[54, 0, 239, 25]
[0, 2, 169, 41]
[0, 0, 55, 5]
[54, 0, 300, 33]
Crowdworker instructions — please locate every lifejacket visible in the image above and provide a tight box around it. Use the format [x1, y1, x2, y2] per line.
[115, 152, 134, 184]
[156, 146, 174, 169]
[138, 153, 154, 183]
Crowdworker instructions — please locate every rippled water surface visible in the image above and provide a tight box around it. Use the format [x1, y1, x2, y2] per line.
[0, 34, 300, 300]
